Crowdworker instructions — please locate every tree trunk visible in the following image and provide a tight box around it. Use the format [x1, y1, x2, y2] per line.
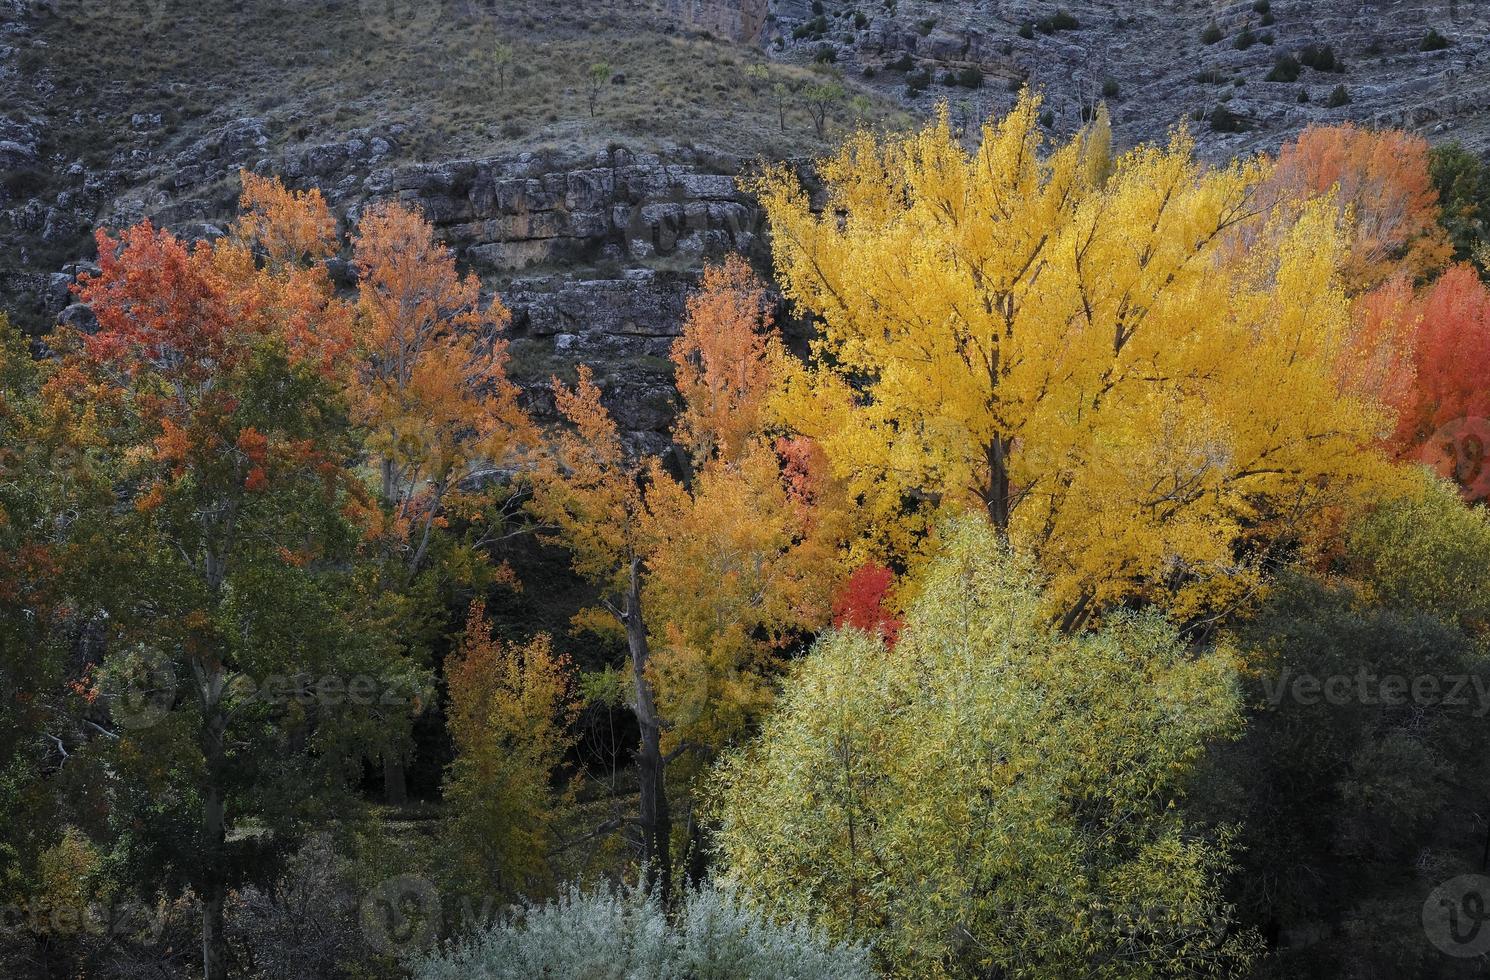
[383, 756, 408, 807]
[982, 436, 1013, 532]
[624, 556, 671, 904]
[200, 702, 229, 980]
[201, 878, 227, 980]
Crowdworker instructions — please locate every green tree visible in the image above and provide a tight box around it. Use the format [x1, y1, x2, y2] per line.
[493, 41, 514, 93]
[1429, 141, 1490, 272]
[62, 197, 407, 979]
[588, 61, 612, 117]
[711, 516, 1258, 978]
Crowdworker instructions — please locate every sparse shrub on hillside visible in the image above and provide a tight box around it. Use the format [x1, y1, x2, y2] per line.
[814, 45, 837, 63]
[958, 65, 983, 88]
[1267, 53, 1301, 81]
[904, 67, 930, 94]
[1234, 25, 1256, 50]
[916, 17, 935, 35]
[1297, 86, 1309, 102]
[1202, 20, 1223, 44]
[1300, 42, 1340, 71]
[1101, 76, 1119, 97]
[1210, 103, 1246, 132]
[1018, 20, 1035, 39]
[792, 15, 828, 39]
[888, 51, 914, 71]
[1036, 9, 1079, 33]
[1421, 28, 1451, 51]
[853, 10, 868, 28]
[1196, 68, 1227, 83]
[1326, 83, 1350, 106]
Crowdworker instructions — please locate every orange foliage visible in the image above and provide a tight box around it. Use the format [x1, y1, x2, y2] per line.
[234, 170, 338, 270]
[670, 256, 781, 464]
[1269, 124, 1452, 292]
[350, 202, 535, 575]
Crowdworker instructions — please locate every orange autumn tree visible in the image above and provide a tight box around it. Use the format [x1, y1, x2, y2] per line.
[1269, 124, 1452, 293]
[443, 600, 579, 898]
[527, 257, 842, 900]
[347, 200, 537, 803]
[59, 180, 394, 980]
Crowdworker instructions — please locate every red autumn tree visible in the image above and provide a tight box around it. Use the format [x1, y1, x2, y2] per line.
[831, 560, 902, 646]
[1379, 264, 1490, 500]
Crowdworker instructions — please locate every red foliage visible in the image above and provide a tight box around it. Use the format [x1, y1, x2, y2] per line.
[832, 561, 902, 646]
[77, 222, 235, 381]
[1378, 264, 1490, 500]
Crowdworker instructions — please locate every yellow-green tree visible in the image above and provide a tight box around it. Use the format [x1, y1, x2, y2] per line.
[757, 92, 1395, 621]
[443, 600, 578, 898]
[710, 515, 1259, 979]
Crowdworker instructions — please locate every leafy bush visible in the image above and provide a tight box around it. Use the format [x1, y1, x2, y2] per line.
[1018, 21, 1034, 39]
[1210, 103, 1246, 132]
[410, 880, 875, 980]
[1421, 28, 1451, 51]
[1267, 53, 1301, 81]
[1036, 9, 1079, 32]
[1202, 20, 1223, 44]
[1234, 25, 1257, 49]
[1326, 83, 1350, 106]
[1299, 42, 1338, 71]
[957, 65, 983, 88]
[710, 517, 1257, 978]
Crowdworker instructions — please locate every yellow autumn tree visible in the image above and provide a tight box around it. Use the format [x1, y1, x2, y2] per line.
[527, 258, 843, 898]
[443, 600, 579, 899]
[757, 92, 1396, 622]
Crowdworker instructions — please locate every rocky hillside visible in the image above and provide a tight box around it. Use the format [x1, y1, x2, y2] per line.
[2, 0, 1488, 442]
[770, 0, 1490, 157]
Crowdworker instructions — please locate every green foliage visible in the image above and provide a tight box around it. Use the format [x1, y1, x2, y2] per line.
[1101, 76, 1119, 97]
[1267, 53, 1301, 81]
[1035, 9, 1080, 33]
[1196, 568, 1490, 976]
[1299, 42, 1339, 71]
[1429, 140, 1490, 270]
[1234, 26, 1257, 50]
[1345, 474, 1490, 631]
[1326, 83, 1351, 106]
[710, 517, 1257, 978]
[1421, 28, 1452, 51]
[411, 880, 875, 980]
[1210, 103, 1246, 132]
[1018, 21, 1035, 39]
[1202, 21, 1223, 44]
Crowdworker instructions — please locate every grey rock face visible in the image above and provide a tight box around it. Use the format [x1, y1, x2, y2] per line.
[769, 0, 1490, 158]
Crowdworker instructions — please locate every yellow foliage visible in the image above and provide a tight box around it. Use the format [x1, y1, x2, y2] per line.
[756, 92, 1399, 619]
